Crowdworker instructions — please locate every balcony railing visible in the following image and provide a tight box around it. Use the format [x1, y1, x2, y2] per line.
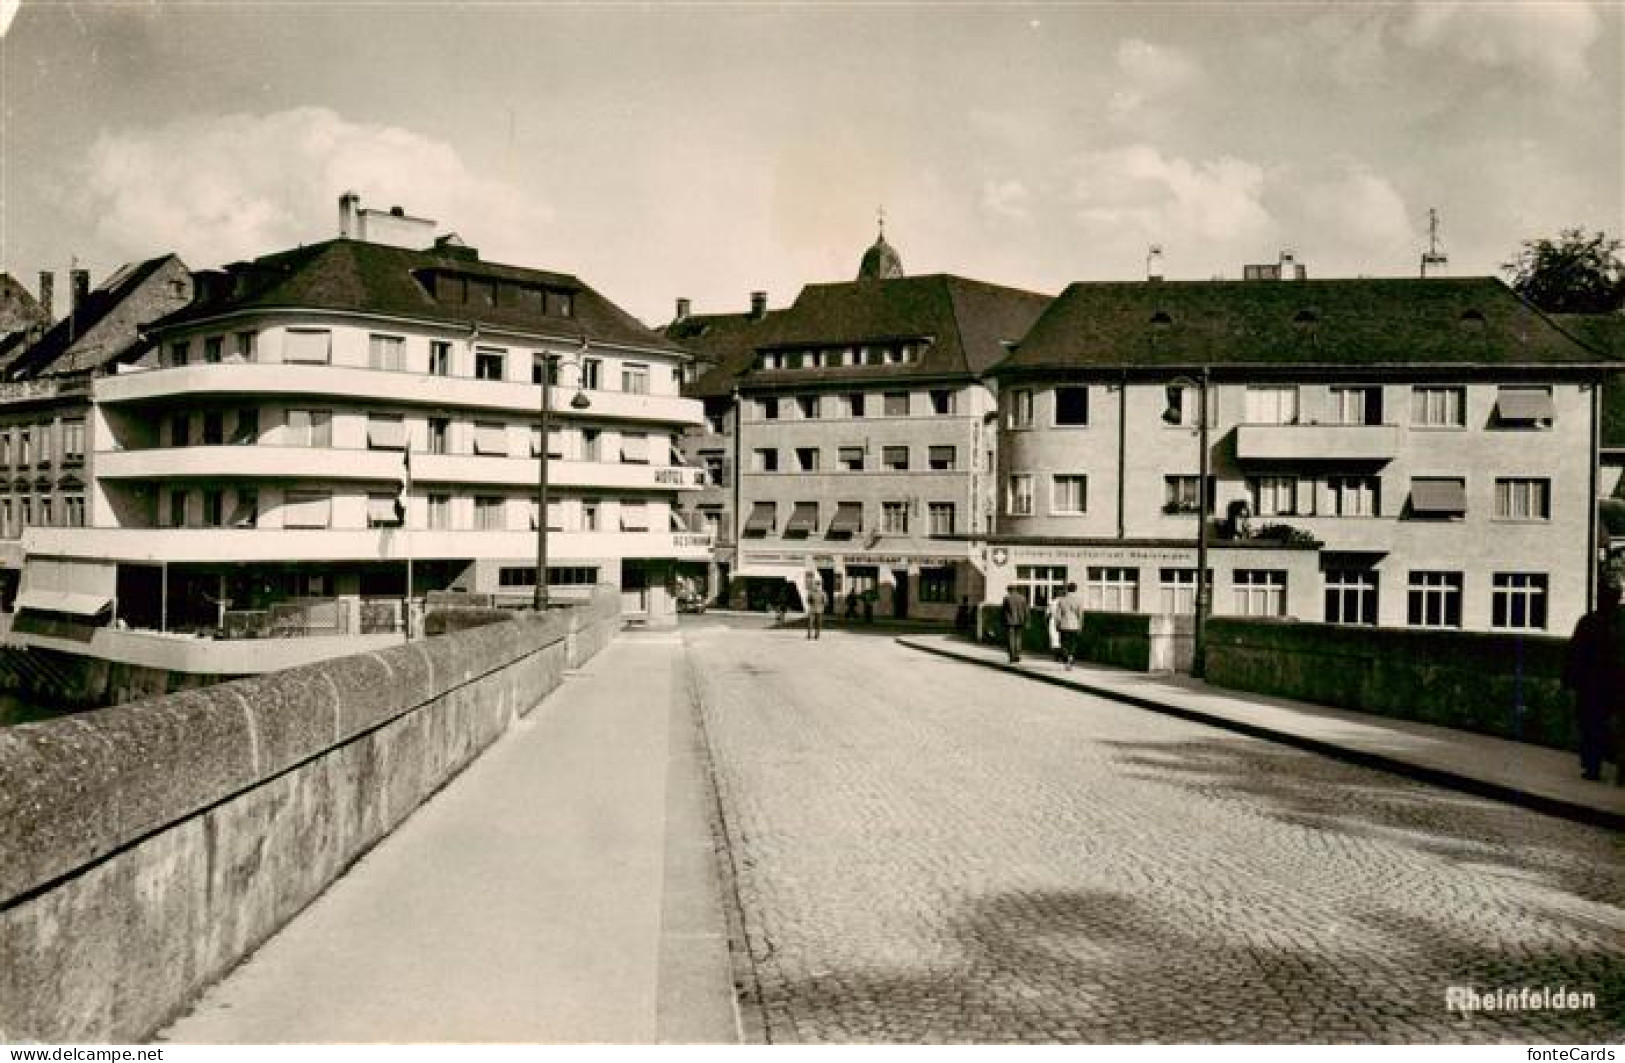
[1234, 423, 1400, 462]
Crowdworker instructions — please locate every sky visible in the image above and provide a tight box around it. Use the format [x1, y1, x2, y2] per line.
[0, 1, 1621, 327]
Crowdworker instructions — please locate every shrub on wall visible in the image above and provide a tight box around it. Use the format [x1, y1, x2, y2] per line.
[423, 608, 514, 636]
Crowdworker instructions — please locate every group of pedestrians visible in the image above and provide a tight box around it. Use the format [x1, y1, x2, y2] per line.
[1000, 583, 1085, 667]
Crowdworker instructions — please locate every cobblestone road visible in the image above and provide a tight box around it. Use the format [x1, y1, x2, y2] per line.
[683, 620, 1623, 1044]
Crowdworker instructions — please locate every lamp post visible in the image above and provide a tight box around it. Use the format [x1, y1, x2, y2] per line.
[1166, 368, 1211, 677]
[535, 344, 592, 611]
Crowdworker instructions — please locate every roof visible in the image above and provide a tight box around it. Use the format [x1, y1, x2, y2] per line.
[1553, 313, 1625, 449]
[667, 310, 784, 399]
[3, 255, 182, 380]
[720, 274, 1051, 393]
[0, 274, 49, 334]
[994, 277, 1617, 378]
[154, 238, 686, 355]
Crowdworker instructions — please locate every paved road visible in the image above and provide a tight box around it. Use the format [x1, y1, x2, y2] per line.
[682, 619, 1624, 1044]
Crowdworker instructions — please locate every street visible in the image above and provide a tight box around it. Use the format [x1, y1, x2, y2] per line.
[683, 617, 1624, 1043]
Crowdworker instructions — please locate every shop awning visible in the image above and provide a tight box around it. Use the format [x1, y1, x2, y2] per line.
[620, 433, 649, 463]
[827, 502, 863, 536]
[16, 590, 112, 617]
[366, 419, 407, 450]
[743, 502, 776, 534]
[367, 495, 401, 523]
[1496, 388, 1555, 423]
[473, 425, 509, 456]
[784, 502, 819, 535]
[1410, 478, 1467, 516]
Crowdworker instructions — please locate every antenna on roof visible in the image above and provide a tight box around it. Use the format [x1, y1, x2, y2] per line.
[1420, 208, 1449, 279]
[1146, 244, 1164, 282]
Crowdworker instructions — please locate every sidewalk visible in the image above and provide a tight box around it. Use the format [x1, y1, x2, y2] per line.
[897, 633, 1625, 831]
[159, 632, 739, 1044]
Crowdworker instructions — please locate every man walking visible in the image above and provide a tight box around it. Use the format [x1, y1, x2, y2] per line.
[806, 580, 827, 640]
[1563, 581, 1625, 782]
[1052, 582, 1087, 669]
[1001, 585, 1030, 663]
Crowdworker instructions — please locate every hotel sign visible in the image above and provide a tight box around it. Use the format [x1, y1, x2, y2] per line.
[654, 468, 708, 487]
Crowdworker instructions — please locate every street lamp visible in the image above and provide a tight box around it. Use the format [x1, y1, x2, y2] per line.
[1164, 367, 1211, 677]
[535, 343, 592, 611]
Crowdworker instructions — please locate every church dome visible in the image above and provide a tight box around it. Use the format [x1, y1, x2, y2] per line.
[857, 224, 904, 281]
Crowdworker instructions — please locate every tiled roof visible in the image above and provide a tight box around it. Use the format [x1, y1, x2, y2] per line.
[995, 277, 1615, 377]
[702, 274, 1050, 394]
[3, 255, 179, 381]
[1558, 313, 1625, 449]
[155, 239, 686, 355]
[666, 310, 782, 399]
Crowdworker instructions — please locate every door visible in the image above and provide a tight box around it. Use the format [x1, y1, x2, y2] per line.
[892, 568, 910, 619]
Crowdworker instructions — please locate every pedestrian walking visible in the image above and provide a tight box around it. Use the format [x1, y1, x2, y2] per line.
[1052, 582, 1087, 670]
[1046, 604, 1062, 662]
[954, 596, 973, 635]
[806, 581, 826, 639]
[845, 590, 859, 621]
[1001, 586, 1030, 663]
[863, 592, 875, 624]
[1562, 582, 1625, 782]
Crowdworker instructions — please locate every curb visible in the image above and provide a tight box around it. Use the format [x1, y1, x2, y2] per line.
[897, 636, 1623, 833]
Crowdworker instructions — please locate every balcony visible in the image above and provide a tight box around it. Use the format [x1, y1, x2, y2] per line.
[21, 526, 715, 564]
[93, 446, 707, 491]
[1234, 423, 1399, 462]
[95, 364, 703, 428]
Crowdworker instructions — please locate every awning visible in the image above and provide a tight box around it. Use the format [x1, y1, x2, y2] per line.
[367, 495, 400, 523]
[621, 433, 649, 463]
[367, 419, 407, 450]
[736, 559, 808, 583]
[743, 502, 776, 534]
[531, 428, 563, 457]
[1496, 388, 1555, 423]
[473, 425, 509, 456]
[827, 502, 863, 536]
[620, 503, 648, 531]
[784, 502, 819, 535]
[16, 590, 112, 617]
[1410, 478, 1467, 516]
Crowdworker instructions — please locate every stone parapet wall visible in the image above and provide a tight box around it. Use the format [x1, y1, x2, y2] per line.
[0, 587, 620, 1043]
[1203, 618, 1576, 750]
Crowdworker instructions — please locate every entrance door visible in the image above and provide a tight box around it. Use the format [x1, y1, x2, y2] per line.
[891, 568, 910, 619]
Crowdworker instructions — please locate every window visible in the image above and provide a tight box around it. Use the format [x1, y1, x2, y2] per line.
[169, 490, 188, 528]
[883, 392, 910, 418]
[1009, 389, 1034, 429]
[1324, 475, 1378, 517]
[287, 409, 332, 448]
[1052, 474, 1088, 514]
[698, 507, 722, 538]
[473, 423, 509, 456]
[581, 358, 602, 390]
[1054, 386, 1089, 426]
[1494, 478, 1550, 521]
[930, 390, 956, 416]
[881, 501, 910, 534]
[367, 414, 407, 451]
[1409, 477, 1467, 519]
[1324, 569, 1378, 625]
[1163, 475, 1209, 515]
[62, 421, 84, 462]
[759, 397, 779, 421]
[927, 502, 956, 536]
[17, 429, 30, 466]
[429, 341, 452, 377]
[202, 411, 224, 446]
[169, 341, 190, 367]
[230, 489, 257, 528]
[169, 415, 189, 448]
[533, 355, 558, 386]
[38, 497, 52, 527]
[1244, 386, 1298, 425]
[1493, 387, 1554, 428]
[1492, 573, 1548, 631]
[1008, 474, 1034, 516]
[0, 431, 9, 466]
[499, 567, 538, 589]
[1248, 475, 1299, 517]
[474, 496, 506, 531]
[1013, 565, 1067, 609]
[36, 426, 50, 466]
[1162, 385, 1204, 427]
[620, 432, 649, 464]
[204, 337, 223, 364]
[700, 450, 726, 486]
[927, 446, 957, 471]
[62, 494, 85, 528]
[475, 348, 506, 381]
[1086, 567, 1139, 612]
[754, 448, 778, 473]
[427, 493, 450, 530]
[200, 488, 223, 526]
[1407, 571, 1463, 628]
[838, 446, 865, 472]
[847, 393, 866, 418]
[622, 364, 650, 395]
[427, 418, 449, 455]
[231, 409, 258, 445]
[285, 329, 332, 364]
[795, 447, 820, 472]
[1158, 568, 1204, 615]
[283, 490, 332, 529]
[920, 567, 956, 604]
[882, 446, 909, 471]
[619, 501, 649, 531]
[1330, 386, 1383, 426]
[1411, 386, 1465, 427]
[1233, 570, 1287, 617]
[369, 334, 405, 371]
[580, 500, 600, 531]
[581, 428, 601, 462]
[18, 496, 30, 528]
[235, 331, 257, 361]
[796, 395, 820, 419]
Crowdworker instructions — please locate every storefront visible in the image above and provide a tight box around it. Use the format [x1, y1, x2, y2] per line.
[733, 547, 982, 622]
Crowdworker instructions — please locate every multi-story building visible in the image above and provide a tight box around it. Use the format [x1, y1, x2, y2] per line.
[980, 275, 1616, 636]
[700, 229, 1050, 619]
[10, 199, 708, 662]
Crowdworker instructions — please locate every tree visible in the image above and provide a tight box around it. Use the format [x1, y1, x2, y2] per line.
[1507, 228, 1625, 314]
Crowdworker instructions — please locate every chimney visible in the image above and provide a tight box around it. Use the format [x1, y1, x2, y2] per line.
[675, 297, 692, 322]
[749, 291, 767, 319]
[70, 269, 91, 314]
[339, 191, 360, 238]
[37, 271, 53, 322]
[1146, 244, 1164, 283]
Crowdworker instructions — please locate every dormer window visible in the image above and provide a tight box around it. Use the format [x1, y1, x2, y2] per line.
[1150, 310, 1173, 329]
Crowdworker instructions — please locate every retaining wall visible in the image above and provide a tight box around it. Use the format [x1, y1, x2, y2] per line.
[977, 606, 1192, 672]
[0, 588, 620, 1043]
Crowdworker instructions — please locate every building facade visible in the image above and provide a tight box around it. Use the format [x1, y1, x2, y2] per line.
[11, 201, 708, 656]
[982, 276, 1615, 636]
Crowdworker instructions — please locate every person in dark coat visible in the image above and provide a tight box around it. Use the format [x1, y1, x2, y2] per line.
[1001, 586, 1030, 663]
[1563, 582, 1625, 782]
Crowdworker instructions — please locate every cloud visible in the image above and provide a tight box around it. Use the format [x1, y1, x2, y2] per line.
[1399, 0, 1602, 89]
[1108, 38, 1203, 123]
[981, 178, 1033, 224]
[1070, 144, 1272, 245]
[1291, 167, 1416, 268]
[72, 107, 553, 269]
